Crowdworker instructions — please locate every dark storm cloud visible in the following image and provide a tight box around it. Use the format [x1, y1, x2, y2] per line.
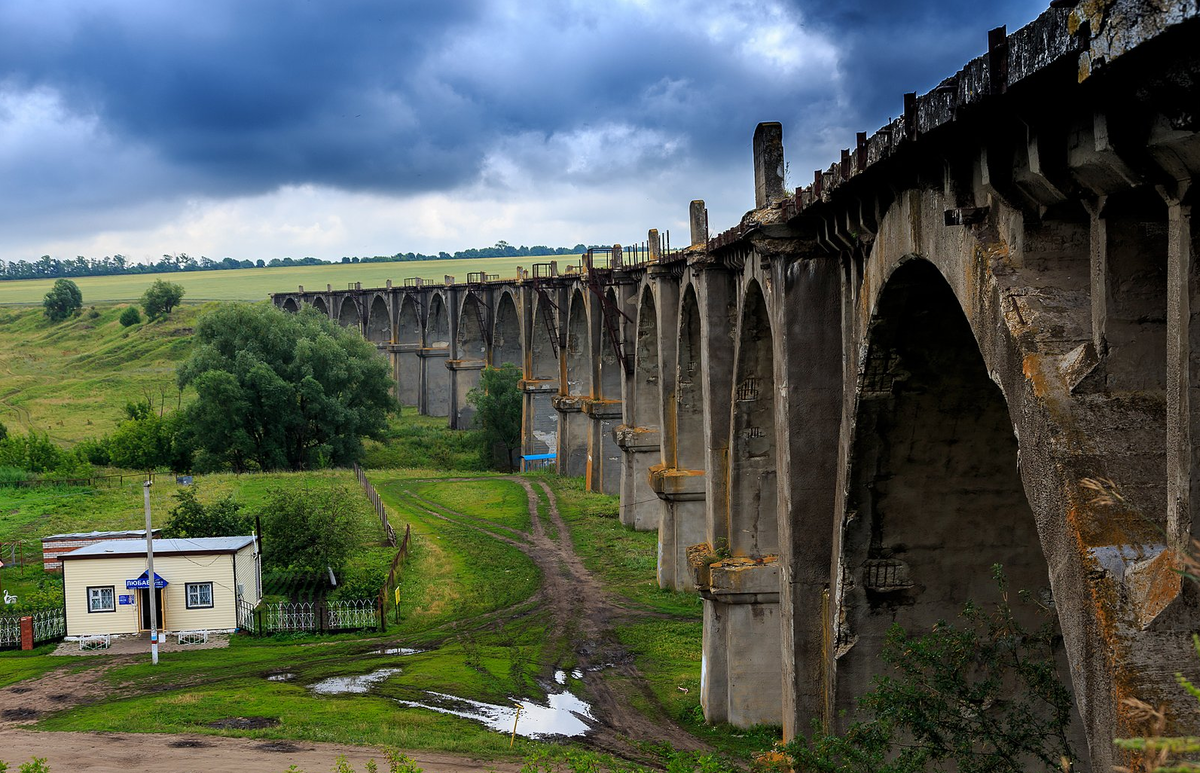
[793, 0, 1049, 130]
[0, 0, 1053, 239]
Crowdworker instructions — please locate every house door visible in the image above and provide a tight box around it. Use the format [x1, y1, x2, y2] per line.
[139, 588, 164, 630]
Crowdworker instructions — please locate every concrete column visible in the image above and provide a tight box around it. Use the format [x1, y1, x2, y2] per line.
[696, 266, 737, 548]
[554, 395, 588, 476]
[585, 399, 623, 494]
[419, 348, 451, 417]
[393, 344, 421, 407]
[774, 252, 844, 741]
[523, 381, 559, 462]
[648, 267, 689, 589]
[754, 122, 785, 209]
[690, 200, 708, 248]
[448, 359, 484, 429]
[615, 424, 661, 529]
[1167, 189, 1198, 546]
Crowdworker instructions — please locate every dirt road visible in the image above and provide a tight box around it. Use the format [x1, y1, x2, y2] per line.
[0, 727, 521, 773]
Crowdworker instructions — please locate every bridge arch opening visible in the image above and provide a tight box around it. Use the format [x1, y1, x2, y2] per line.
[729, 280, 776, 557]
[598, 288, 623, 402]
[457, 294, 488, 361]
[633, 286, 659, 430]
[835, 258, 1084, 754]
[394, 296, 422, 407]
[282, 297, 299, 314]
[312, 296, 329, 317]
[397, 296, 421, 344]
[337, 298, 360, 329]
[366, 295, 391, 343]
[427, 294, 450, 347]
[492, 292, 521, 368]
[565, 289, 591, 398]
[530, 294, 557, 381]
[676, 284, 704, 472]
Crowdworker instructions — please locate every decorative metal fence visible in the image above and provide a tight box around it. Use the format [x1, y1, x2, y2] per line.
[237, 598, 381, 636]
[0, 615, 19, 649]
[0, 607, 66, 650]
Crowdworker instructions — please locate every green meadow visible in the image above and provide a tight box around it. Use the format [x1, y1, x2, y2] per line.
[0, 254, 579, 306]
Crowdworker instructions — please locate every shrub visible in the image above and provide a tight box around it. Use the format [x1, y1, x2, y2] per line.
[0, 419, 6, 441]
[119, 306, 141, 326]
[0, 466, 30, 487]
[107, 400, 190, 472]
[140, 278, 185, 320]
[785, 566, 1076, 773]
[42, 279, 82, 322]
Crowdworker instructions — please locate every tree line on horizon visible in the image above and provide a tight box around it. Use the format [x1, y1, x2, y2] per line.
[0, 240, 595, 282]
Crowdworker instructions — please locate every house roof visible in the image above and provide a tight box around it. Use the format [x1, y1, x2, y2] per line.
[61, 536, 256, 560]
[42, 529, 160, 543]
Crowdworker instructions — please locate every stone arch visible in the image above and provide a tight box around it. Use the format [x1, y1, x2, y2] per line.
[394, 295, 422, 407]
[282, 297, 299, 313]
[729, 279, 776, 557]
[633, 285, 659, 429]
[833, 257, 1085, 755]
[422, 292, 451, 417]
[312, 296, 329, 317]
[492, 291, 522, 368]
[676, 283, 704, 471]
[598, 287, 623, 401]
[366, 294, 391, 343]
[530, 293, 557, 381]
[457, 294, 488, 361]
[337, 297, 360, 328]
[427, 293, 450, 347]
[565, 289, 592, 398]
[397, 295, 421, 345]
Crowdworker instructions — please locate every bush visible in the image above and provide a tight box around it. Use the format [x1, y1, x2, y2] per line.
[140, 278, 185, 320]
[784, 566, 1076, 773]
[0, 419, 6, 441]
[0, 465, 30, 487]
[42, 279, 82, 322]
[0, 432, 83, 476]
[161, 487, 249, 538]
[106, 400, 190, 472]
[119, 306, 141, 326]
[74, 437, 112, 466]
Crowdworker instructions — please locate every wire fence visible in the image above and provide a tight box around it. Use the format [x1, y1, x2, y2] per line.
[354, 463, 397, 547]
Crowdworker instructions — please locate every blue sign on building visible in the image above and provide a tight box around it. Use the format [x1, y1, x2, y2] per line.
[126, 571, 168, 590]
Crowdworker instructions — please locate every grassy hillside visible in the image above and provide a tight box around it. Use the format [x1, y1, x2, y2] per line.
[0, 254, 580, 305]
[0, 304, 204, 443]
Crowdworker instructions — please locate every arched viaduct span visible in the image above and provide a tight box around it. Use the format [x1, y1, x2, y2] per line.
[274, 3, 1199, 768]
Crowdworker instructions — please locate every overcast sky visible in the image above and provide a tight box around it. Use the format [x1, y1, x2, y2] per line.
[0, 0, 1049, 264]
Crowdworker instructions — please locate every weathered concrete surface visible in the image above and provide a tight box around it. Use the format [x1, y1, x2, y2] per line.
[271, 4, 1200, 768]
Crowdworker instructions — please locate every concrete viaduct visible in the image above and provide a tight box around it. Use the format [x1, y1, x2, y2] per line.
[273, 3, 1200, 768]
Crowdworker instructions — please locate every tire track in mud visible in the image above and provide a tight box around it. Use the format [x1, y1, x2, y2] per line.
[393, 475, 704, 759]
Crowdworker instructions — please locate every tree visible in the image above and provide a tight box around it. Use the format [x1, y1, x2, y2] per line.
[258, 485, 361, 572]
[140, 278, 185, 319]
[467, 364, 523, 471]
[119, 306, 141, 326]
[177, 303, 395, 472]
[106, 400, 190, 472]
[42, 279, 82, 322]
[161, 487, 248, 538]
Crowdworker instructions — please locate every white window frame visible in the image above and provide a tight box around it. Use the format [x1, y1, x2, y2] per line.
[87, 586, 115, 613]
[185, 582, 214, 609]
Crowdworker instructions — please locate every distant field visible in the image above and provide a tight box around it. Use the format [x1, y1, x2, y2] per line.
[0, 254, 581, 306]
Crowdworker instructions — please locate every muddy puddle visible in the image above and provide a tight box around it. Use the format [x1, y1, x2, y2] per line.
[308, 668, 401, 695]
[373, 647, 423, 656]
[266, 673, 295, 682]
[395, 670, 593, 739]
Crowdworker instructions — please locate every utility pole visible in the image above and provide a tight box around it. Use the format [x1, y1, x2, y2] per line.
[143, 480, 159, 665]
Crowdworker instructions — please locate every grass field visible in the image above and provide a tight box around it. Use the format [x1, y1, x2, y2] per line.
[0, 254, 579, 305]
[0, 304, 203, 443]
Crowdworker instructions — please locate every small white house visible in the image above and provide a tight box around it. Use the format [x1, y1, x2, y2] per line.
[61, 536, 261, 637]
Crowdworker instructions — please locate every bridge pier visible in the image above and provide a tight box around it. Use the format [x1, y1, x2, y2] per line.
[554, 395, 588, 477]
[696, 559, 783, 727]
[615, 424, 660, 530]
[448, 358, 484, 429]
[522, 379, 559, 463]
[418, 347, 450, 417]
[651, 468, 704, 590]
[584, 399, 622, 494]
